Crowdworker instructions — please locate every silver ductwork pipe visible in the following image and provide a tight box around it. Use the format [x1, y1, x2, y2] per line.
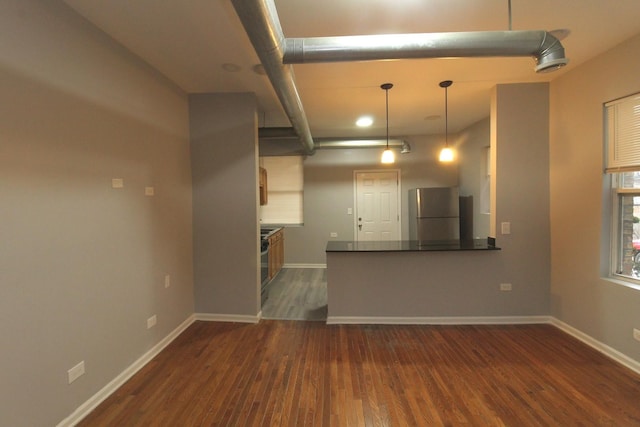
[315, 138, 410, 152]
[284, 30, 568, 73]
[233, 0, 569, 154]
[258, 127, 411, 152]
[230, 0, 315, 154]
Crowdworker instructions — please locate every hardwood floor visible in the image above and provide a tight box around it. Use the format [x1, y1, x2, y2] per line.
[78, 321, 640, 426]
[261, 268, 327, 321]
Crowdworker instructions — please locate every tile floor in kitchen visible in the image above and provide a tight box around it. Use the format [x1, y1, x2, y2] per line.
[261, 268, 327, 321]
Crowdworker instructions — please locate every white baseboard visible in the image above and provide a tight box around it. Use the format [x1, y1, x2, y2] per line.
[326, 315, 552, 325]
[57, 314, 196, 427]
[550, 318, 640, 375]
[194, 312, 261, 324]
[283, 263, 327, 269]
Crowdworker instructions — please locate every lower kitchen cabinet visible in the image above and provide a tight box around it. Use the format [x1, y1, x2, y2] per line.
[268, 228, 284, 280]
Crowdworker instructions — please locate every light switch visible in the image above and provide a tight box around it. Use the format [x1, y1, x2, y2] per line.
[347, 208, 353, 215]
[501, 222, 511, 235]
[111, 178, 124, 189]
[145, 186, 155, 196]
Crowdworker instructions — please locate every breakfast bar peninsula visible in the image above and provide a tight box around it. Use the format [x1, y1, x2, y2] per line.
[325, 238, 509, 324]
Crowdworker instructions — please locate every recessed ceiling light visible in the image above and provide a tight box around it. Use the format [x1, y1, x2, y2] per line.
[356, 116, 373, 127]
[222, 63, 241, 72]
[252, 64, 266, 75]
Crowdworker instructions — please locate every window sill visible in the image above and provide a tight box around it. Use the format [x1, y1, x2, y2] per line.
[602, 276, 640, 292]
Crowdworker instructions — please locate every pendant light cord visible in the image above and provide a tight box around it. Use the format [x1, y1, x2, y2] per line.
[380, 83, 393, 150]
[439, 80, 452, 148]
[385, 87, 389, 149]
[444, 85, 448, 147]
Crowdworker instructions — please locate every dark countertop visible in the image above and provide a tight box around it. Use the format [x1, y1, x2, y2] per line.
[326, 238, 500, 252]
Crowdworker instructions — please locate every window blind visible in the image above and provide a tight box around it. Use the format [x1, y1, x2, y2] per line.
[260, 156, 304, 225]
[605, 92, 640, 172]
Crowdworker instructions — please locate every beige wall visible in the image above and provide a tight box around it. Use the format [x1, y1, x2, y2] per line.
[0, 1, 194, 426]
[550, 33, 640, 362]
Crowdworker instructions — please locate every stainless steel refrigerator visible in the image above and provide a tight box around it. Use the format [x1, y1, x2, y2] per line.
[408, 187, 460, 242]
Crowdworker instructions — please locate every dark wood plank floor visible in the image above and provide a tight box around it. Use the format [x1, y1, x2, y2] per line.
[79, 320, 640, 426]
[261, 268, 327, 321]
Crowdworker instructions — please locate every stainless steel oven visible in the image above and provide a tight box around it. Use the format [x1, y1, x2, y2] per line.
[260, 238, 270, 303]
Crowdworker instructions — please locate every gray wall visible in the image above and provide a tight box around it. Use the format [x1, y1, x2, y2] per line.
[190, 93, 261, 316]
[326, 83, 551, 319]
[550, 33, 640, 363]
[458, 118, 491, 238]
[4, 0, 639, 423]
[0, 1, 194, 426]
[284, 136, 460, 265]
[327, 250, 526, 318]
[493, 83, 551, 313]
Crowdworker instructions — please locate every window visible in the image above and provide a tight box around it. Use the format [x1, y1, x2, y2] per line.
[611, 173, 640, 280]
[606, 92, 640, 282]
[259, 156, 304, 225]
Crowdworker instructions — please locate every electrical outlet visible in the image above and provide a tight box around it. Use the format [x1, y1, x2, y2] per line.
[67, 361, 85, 384]
[111, 178, 124, 189]
[633, 328, 640, 342]
[501, 222, 511, 235]
[330, 232, 338, 238]
[145, 186, 155, 196]
[164, 274, 171, 288]
[500, 283, 512, 291]
[147, 315, 157, 329]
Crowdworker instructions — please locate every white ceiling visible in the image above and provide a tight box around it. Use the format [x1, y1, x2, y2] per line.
[63, 0, 640, 142]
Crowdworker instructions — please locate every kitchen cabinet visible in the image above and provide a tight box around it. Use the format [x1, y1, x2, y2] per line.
[267, 228, 284, 280]
[259, 167, 268, 205]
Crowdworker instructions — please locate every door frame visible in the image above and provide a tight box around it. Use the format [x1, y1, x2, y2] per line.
[352, 169, 402, 241]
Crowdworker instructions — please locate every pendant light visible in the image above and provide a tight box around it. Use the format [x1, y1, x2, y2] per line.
[380, 83, 395, 164]
[439, 80, 455, 163]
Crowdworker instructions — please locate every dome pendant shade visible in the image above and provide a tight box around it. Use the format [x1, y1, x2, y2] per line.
[380, 83, 395, 164]
[439, 147, 454, 162]
[381, 148, 395, 163]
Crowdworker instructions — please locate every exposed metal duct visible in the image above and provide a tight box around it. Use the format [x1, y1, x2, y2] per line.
[315, 138, 411, 153]
[233, 0, 569, 154]
[230, 0, 315, 154]
[258, 127, 410, 152]
[284, 30, 568, 73]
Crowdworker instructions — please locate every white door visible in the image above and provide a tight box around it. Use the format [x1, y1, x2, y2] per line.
[355, 171, 400, 241]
